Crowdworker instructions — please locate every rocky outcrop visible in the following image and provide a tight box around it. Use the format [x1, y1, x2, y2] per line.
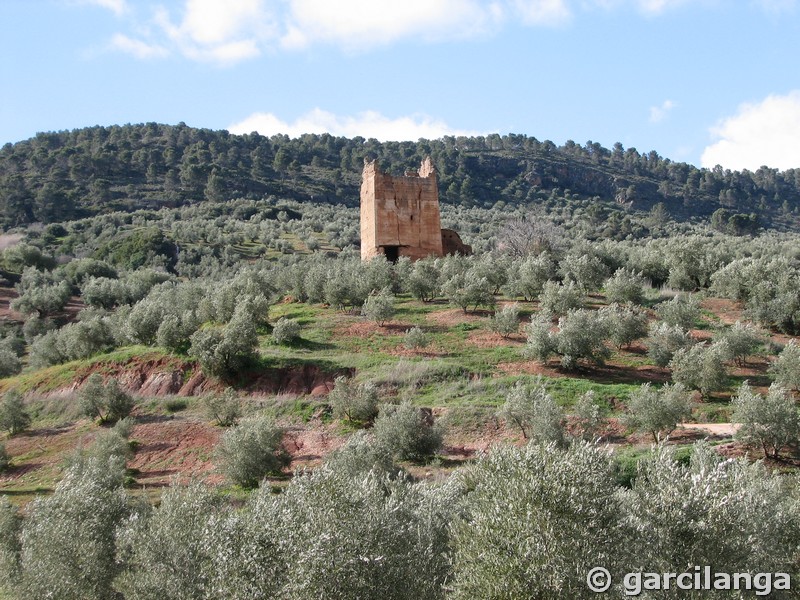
[42, 356, 349, 399]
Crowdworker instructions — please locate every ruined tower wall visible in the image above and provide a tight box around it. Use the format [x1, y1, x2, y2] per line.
[360, 158, 444, 261]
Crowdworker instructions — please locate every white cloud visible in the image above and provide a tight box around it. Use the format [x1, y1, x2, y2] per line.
[754, 0, 797, 13]
[73, 0, 128, 16]
[511, 0, 572, 25]
[635, 0, 691, 15]
[649, 99, 676, 123]
[228, 108, 481, 141]
[701, 91, 800, 171]
[152, 0, 274, 64]
[280, 0, 504, 50]
[175, 0, 266, 45]
[94, 0, 724, 65]
[110, 33, 168, 59]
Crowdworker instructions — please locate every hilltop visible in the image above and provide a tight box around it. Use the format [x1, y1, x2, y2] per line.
[2, 124, 799, 234]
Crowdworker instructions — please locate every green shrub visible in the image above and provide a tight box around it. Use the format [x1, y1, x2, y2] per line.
[77, 374, 135, 424]
[498, 379, 565, 444]
[655, 293, 701, 329]
[361, 287, 395, 326]
[372, 403, 442, 462]
[604, 268, 646, 305]
[0, 443, 9, 473]
[402, 326, 431, 350]
[214, 416, 289, 488]
[271, 317, 301, 344]
[164, 397, 189, 413]
[488, 302, 520, 338]
[328, 376, 380, 426]
[204, 388, 241, 427]
[646, 321, 694, 367]
[732, 381, 800, 458]
[0, 390, 31, 435]
[16, 457, 129, 599]
[622, 382, 692, 442]
[770, 339, 800, 390]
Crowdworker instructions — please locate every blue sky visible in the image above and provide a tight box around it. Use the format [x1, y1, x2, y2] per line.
[2, 0, 800, 171]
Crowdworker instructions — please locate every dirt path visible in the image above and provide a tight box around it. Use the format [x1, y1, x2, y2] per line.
[680, 422, 739, 437]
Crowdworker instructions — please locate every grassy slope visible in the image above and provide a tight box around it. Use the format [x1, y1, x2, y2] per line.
[0, 292, 793, 504]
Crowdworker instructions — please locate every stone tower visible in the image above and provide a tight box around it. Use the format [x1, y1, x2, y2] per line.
[360, 157, 470, 261]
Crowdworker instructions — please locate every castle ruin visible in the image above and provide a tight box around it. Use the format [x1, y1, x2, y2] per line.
[360, 157, 471, 261]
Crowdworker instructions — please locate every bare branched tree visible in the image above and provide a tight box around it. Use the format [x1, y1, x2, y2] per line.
[497, 216, 565, 257]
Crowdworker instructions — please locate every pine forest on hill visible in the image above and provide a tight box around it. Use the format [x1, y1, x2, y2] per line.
[2, 123, 798, 234]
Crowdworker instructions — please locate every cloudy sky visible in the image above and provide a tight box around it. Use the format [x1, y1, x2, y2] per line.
[2, 0, 799, 171]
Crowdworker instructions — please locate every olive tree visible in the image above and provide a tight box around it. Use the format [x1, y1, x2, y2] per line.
[669, 341, 731, 396]
[77, 374, 135, 424]
[555, 309, 611, 370]
[450, 442, 629, 599]
[361, 287, 395, 326]
[732, 381, 800, 458]
[655, 293, 702, 329]
[16, 457, 129, 600]
[11, 267, 71, 317]
[213, 416, 289, 488]
[0, 345, 21, 378]
[622, 382, 693, 443]
[271, 317, 300, 344]
[328, 376, 380, 426]
[0, 390, 30, 435]
[372, 402, 442, 462]
[189, 304, 258, 378]
[0, 496, 21, 587]
[524, 312, 557, 363]
[604, 268, 646, 305]
[623, 443, 800, 591]
[572, 390, 604, 441]
[503, 252, 557, 301]
[0, 443, 9, 473]
[488, 302, 520, 338]
[498, 378, 565, 444]
[559, 252, 609, 293]
[441, 270, 494, 313]
[115, 481, 221, 600]
[599, 303, 648, 349]
[204, 388, 242, 427]
[713, 321, 764, 366]
[646, 322, 694, 367]
[538, 280, 583, 315]
[770, 340, 800, 390]
[406, 257, 440, 302]
[271, 455, 452, 600]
